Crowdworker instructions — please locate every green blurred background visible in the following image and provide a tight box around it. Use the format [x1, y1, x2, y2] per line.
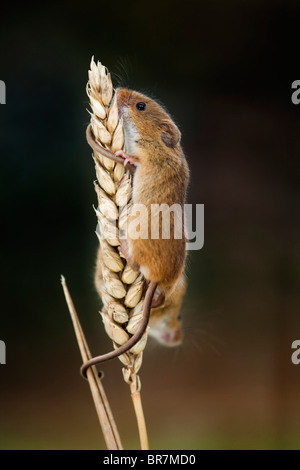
[0, 0, 300, 450]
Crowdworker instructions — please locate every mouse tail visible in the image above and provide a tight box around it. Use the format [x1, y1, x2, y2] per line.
[86, 124, 136, 175]
[80, 281, 157, 378]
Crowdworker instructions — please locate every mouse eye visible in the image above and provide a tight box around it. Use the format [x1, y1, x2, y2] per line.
[136, 102, 146, 111]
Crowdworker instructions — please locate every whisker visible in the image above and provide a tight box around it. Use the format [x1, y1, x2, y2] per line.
[199, 335, 222, 356]
[172, 344, 181, 364]
[190, 337, 203, 354]
[112, 57, 132, 88]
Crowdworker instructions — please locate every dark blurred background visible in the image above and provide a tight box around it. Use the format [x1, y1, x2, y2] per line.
[0, 0, 299, 449]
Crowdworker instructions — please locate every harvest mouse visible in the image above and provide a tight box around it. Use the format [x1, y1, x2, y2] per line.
[115, 88, 189, 288]
[94, 246, 186, 346]
[82, 88, 189, 376]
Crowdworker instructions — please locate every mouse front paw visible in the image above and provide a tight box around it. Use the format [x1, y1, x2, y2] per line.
[115, 150, 137, 167]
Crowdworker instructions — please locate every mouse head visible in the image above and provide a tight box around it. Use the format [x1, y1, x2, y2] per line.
[148, 275, 186, 347]
[148, 302, 183, 347]
[116, 88, 181, 157]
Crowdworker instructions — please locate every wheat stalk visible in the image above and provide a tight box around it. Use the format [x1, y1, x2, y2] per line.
[87, 57, 149, 449]
[61, 276, 123, 450]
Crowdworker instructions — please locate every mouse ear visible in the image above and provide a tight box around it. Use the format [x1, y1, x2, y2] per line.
[161, 121, 181, 148]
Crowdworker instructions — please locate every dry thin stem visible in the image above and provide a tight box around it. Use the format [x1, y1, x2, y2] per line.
[130, 376, 149, 450]
[61, 275, 123, 450]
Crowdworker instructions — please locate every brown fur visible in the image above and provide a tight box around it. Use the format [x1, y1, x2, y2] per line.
[94, 89, 189, 349]
[148, 273, 186, 346]
[116, 88, 189, 288]
[95, 245, 186, 346]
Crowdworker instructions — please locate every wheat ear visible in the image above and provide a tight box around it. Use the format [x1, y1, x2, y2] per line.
[87, 57, 149, 449]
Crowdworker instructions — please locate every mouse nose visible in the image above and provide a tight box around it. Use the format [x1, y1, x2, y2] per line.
[161, 330, 183, 346]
